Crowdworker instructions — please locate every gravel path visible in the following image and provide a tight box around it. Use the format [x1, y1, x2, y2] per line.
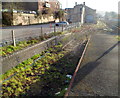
[68, 30, 118, 97]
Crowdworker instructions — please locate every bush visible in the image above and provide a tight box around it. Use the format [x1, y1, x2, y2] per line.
[2, 12, 13, 26]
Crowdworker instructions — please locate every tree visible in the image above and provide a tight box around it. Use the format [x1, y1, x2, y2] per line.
[2, 2, 24, 11]
[104, 11, 117, 21]
[42, 8, 52, 15]
[2, 2, 24, 26]
[54, 10, 65, 21]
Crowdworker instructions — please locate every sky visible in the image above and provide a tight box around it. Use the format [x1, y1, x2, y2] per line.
[59, 0, 119, 13]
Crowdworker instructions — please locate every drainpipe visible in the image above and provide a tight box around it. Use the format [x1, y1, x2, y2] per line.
[81, 2, 85, 24]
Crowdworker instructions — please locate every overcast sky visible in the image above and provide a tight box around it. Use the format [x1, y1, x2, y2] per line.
[59, 0, 119, 13]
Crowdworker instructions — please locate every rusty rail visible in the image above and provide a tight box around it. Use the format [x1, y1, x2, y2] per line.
[64, 36, 91, 97]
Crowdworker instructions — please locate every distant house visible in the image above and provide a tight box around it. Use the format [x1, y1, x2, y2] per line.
[66, 2, 97, 24]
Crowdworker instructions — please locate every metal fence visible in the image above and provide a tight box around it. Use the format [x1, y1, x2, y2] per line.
[1, 22, 81, 46]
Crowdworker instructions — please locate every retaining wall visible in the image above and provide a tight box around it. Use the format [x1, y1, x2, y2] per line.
[13, 13, 59, 25]
[1, 33, 72, 73]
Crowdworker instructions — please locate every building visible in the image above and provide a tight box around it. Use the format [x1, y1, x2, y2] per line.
[38, 0, 61, 13]
[2, 0, 61, 26]
[66, 2, 97, 24]
[38, 0, 61, 15]
[2, 0, 61, 13]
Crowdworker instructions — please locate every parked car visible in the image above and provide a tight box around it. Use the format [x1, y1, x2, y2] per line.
[55, 21, 69, 26]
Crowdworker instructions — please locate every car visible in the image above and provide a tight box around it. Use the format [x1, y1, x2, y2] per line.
[55, 21, 69, 26]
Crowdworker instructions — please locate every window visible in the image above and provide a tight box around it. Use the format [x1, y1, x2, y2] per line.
[80, 8, 82, 11]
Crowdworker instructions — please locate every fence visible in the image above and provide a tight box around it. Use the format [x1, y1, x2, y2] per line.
[1, 22, 81, 46]
[1, 32, 75, 73]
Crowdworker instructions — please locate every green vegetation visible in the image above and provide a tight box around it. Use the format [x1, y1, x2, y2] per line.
[2, 12, 13, 26]
[0, 31, 64, 57]
[1, 42, 72, 97]
[2, 2, 24, 26]
[1, 25, 89, 97]
[54, 10, 65, 21]
[0, 39, 39, 57]
[116, 36, 120, 41]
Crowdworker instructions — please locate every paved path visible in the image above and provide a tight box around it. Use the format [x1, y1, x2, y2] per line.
[68, 30, 118, 97]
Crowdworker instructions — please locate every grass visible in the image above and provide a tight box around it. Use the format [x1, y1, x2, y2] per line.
[1, 24, 97, 97]
[1, 36, 85, 97]
[1, 43, 71, 97]
[115, 36, 120, 41]
[0, 39, 39, 57]
[0, 31, 64, 57]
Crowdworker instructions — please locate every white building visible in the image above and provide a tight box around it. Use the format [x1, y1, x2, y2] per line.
[66, 2, 97, 24]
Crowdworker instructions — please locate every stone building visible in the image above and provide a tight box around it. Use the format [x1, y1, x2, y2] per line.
[66, 2, 97, 24]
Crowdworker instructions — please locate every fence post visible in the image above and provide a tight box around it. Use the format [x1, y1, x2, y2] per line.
[54, 25, 56, 33]
[12, 30, 16, 47]
[40, 26, 44, 39]
[54, 26, 58, 45]
[54, 26, 56, 37]
[41, 26, 43, 35]
[62, 25, 63, 32]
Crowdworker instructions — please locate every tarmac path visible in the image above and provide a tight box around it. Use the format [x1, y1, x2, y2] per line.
[68, 30, 118, 97]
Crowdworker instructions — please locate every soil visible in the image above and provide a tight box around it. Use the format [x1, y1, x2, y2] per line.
[21, 35, 88, 97]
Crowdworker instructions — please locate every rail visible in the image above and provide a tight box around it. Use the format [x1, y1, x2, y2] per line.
[64, 36, 91, 97]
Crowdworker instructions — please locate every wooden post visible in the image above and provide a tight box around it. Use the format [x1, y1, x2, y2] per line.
[54, 25, 56, 33]
[41, 26, 43, 35]
[12, 30, 16, 47]
[54, 26, 56, 37]
[41, 26, 44, 39]
[62, 24, 64, 32]
[54, 26, 57, 45]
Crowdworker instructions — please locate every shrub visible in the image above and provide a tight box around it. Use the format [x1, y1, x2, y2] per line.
[2, 12, 13, 26]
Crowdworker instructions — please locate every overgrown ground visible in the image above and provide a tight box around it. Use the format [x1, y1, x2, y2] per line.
[0, 31, 64, 57]
[1, 22, 99, 57]
[116, 36, 120, 41]
[1, 35, 87, 97]
[1, 23, 101, 97]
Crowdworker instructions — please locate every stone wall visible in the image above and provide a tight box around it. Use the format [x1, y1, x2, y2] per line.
[13, 13, 59, 26]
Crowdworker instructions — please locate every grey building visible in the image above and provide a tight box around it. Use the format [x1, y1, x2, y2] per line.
[66, 2, 97, 24]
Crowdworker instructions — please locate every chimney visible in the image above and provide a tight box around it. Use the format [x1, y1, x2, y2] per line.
[83, 2, 85, 5]
[75, 2, 77, 6]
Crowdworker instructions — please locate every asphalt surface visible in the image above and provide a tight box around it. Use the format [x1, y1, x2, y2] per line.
[1, 23, 76, 44]
[1, 23, 55, 43]
[1, 23, 53, 29]
[68, 30, 118, 97]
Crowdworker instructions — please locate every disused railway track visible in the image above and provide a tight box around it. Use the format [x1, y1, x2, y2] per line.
[64, 36, 91, 97]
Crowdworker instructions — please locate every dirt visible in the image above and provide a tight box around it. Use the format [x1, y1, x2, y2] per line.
[20, 33, 88, 97]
